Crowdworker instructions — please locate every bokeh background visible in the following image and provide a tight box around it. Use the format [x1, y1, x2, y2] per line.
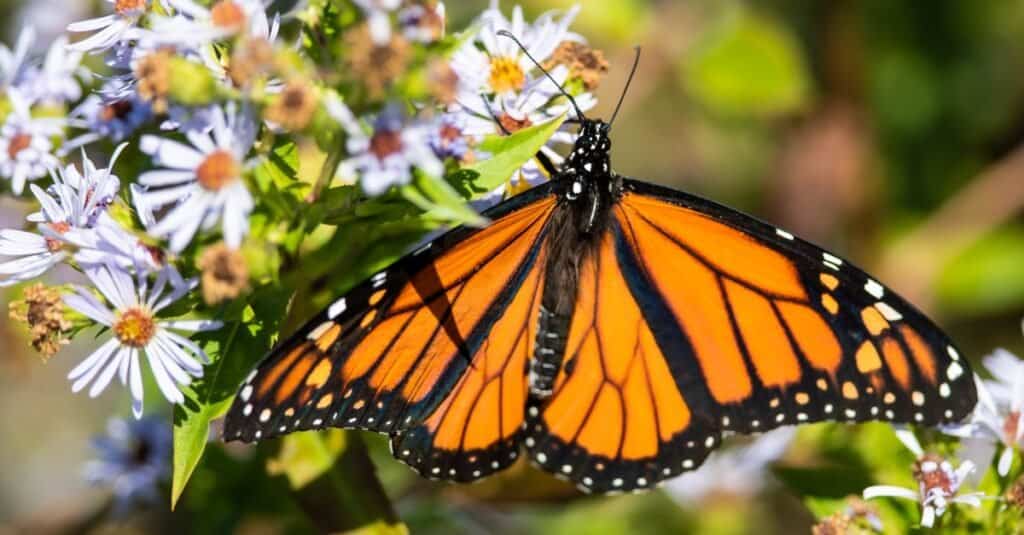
[3, 0, 1024, 533]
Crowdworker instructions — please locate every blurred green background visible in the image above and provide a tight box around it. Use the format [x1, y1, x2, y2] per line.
[3, 0, 1024, 533]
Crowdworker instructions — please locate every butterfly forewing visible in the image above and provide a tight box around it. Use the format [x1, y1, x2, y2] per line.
[223, 185, 557, 461]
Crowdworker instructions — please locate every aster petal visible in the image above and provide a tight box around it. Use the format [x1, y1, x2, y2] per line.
[89, 346, 129, 398]
[152, 332, 203, 376]
[161, 330, 212, 365]
[140, 135, 205, 169]
[129, 349, 144, 418]
[920, 505, 936, 528]
[138, 169, 198, 187]
[67, 15, 118, 32]
[145, 344, 186, 404]
[160, 319, 223, 332]
[67, 20, 128, 52]
[69, 336, 120, 385]
[0, 229, 49, 255]
[0, 252, 59, 276]
[64, 288, 116, 326]
[863, 485, 918, 501]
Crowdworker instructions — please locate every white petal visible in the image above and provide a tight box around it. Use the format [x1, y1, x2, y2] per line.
[863, 485, 918, 501]
[64, 290, 116, 326]
[894, 427, 924, 457]
[88, 345, 128, 397]
[68, 336, 120, 384]
[921, 505, 935, 528]
[67, 15, 117, 32]
[128, 348, 145, 417]
[161, 319, 223, 332]
[161, 330, 212, 365]
[138, 169, 197, 187]
[140, 135, 205, 168]
[145, 344, 185, 404]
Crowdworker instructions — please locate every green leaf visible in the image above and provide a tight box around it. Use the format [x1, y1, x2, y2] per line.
[266, 430, 348, 489]
[401, 171, 487, 228]
[170, 286, 292, 509]
[450, 114, 567, 197]
[683, 7, 811, 118]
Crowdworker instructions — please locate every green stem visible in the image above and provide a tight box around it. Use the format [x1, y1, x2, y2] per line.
[309, 136, 347, 204]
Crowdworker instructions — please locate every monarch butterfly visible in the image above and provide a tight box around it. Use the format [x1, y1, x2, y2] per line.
[224, 37, 977, 494]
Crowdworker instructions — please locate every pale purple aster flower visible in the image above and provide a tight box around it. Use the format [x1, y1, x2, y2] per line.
[353, 0, 402, 45]
[329, 100, 444, 196]
[429, 113, 470, 162]
[0, 90, 63, 194]
[0, 145, 126, 286]
[65, 89, 153, 152]
[23, 35, 88, 105]
[65, 263, 221, 418]
[0, 27, 35, 90]
[83, 416, 171, 513]
[863, 429, 986, 529]
[136, 104, 257, 252]
[67, 0, 153, 53]
[944, 348, 1024, 477]
[665, 428, 796, 503]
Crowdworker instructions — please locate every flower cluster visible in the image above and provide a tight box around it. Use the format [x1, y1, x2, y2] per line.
[0, 1, 604, 432]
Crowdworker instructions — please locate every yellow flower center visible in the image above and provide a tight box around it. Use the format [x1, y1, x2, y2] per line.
[211, 0, 246, 30]
[196, 150, 240, 191]
[488, 56, 525, 93]
[114, 307, 156, 348]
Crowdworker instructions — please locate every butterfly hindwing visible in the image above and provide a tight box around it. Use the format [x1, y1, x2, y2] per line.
[224, 185, 557, 483]
[523, 227, 722, 494]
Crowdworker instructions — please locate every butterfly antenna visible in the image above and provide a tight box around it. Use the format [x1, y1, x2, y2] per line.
[497, 29, 585, 121]
[609, 46, 641, 128]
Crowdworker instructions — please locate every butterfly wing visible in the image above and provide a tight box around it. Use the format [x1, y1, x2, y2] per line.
[224, 184, 555, 481]
[524, 178, 976, 493]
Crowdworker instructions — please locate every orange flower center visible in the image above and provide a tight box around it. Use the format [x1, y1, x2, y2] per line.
[1005, 411, 1021, 444]
[100, 100, 135, 122]
[113, 307, 156, 348]
[211, 0, 246, 30]
[114, 0, 146, 16]
[7, 133, 32, 160]
[498, 113, 533, 134]
[196, 150, 240, 191]
[369, 130, 403, 160]
[488, 56, 525, 93]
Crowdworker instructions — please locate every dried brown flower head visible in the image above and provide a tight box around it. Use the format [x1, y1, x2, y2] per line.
[426, 60, 459, 106]
[1007, 473, 1024, 509]
[135, 49, 174, 114]
[264, 80, 319, 131]
[197, 243, 250, 305]
[228, 37, 275, 88]
[9, 284, 71, 360]
[811, 513, 850, 535]
[344, 23, 411, 98]
[544, 41, 609, 91]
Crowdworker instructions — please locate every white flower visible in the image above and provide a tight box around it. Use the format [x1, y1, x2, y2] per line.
[65, 86, 153, 152]
[65, 263, 221, 417]
[449, 2, 595, 199]
[329, 100, 444, 196]
[353, 0, 402, 45]
[0, 145, 127, 286]
[67, 0, 153, 53]
[0, 90, 64, 194]
[451, 2, 581, 98]
[23, 35, 88, 105]
[864, 429, 986, 528]
[944, 348, 1024, 477]
[150, 0, 277, 46]
[136, 104, 257, 252]
[665, 427, 796, 504]
[0, 27, 35, 90]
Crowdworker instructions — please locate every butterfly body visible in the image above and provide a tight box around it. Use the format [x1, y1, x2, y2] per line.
[224, 115, 976, 494]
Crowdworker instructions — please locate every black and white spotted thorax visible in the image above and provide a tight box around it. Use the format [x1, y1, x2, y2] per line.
[560, 119, 616, 201]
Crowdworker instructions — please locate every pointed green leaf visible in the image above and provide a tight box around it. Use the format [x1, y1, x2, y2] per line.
[450, 114, 566, 197]
[170, 286, 291, 509]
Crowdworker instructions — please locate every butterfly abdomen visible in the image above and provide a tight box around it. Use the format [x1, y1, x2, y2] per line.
[531, 304, 571, 397]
